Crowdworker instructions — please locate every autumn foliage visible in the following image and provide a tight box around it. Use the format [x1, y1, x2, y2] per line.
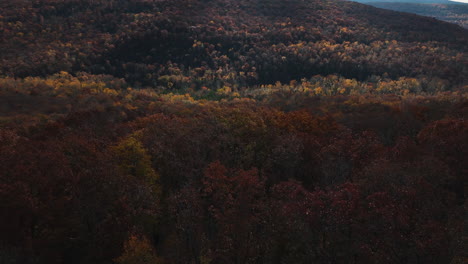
[0, 74, 466, 262]
[0, 0, 467, 263]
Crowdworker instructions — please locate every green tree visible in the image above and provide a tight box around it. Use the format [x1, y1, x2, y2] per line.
[112, 136, 161, 198]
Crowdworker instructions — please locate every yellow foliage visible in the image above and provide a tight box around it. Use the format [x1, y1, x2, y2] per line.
[342, 79, 356, 88]
[314, 86, 324, 95]
[217, 86, 232, 95]
[103, 88, 119, 96]
[114, 235, 162, 264]
[58, 71, 71, 77]
[111, 137, 161, 197]
[164, 93, 196, 103]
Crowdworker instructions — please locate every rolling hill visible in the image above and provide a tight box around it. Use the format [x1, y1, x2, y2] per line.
[362, 1, 468, 28]
[1, 1, 467, 264]
[1, 0, 467, 88]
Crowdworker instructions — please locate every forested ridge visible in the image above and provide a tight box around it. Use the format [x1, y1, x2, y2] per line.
[364, 2, 468, 29]
[1, 0, 467, 86]
[0, 0, 467, 263]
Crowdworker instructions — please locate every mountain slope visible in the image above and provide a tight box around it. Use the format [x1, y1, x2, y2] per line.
[1, 2, 467, 263]
[363, 2, 468, 28]
[1, 0, 467, 88]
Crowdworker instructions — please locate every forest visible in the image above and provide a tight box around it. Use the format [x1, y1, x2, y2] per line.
[0, 0, 467, 263]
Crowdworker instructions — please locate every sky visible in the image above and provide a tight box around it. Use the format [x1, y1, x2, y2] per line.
[450, 0, 468, 2]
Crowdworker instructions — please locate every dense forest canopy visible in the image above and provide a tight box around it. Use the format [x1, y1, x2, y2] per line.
[1, 0, 467, 87]
[0, 0, 467, 264]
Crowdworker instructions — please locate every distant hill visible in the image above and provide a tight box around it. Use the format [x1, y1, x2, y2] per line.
[353, 0, 456, 3]
[364, 2, 468, 28]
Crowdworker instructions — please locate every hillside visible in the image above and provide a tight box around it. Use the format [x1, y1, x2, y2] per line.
[1, 0, 467, 87]
[364, 2, 468, 28]
[1, 1, 467, 264]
